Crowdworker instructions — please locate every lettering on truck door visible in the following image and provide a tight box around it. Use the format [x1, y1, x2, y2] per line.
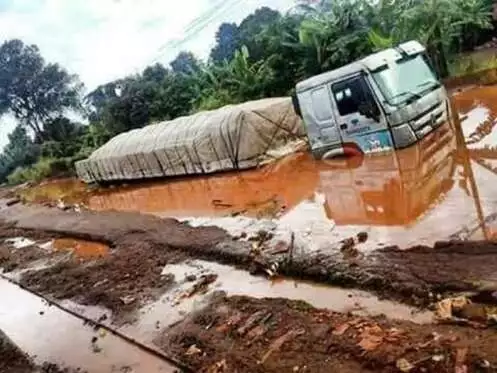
[330, 75, 394, 154]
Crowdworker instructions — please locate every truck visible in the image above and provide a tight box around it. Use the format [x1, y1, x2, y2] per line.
[293, 40, 451, 159]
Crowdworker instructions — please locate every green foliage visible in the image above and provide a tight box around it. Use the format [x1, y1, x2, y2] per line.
[7, 157, 74, 184]
[195, 46, 276, 110]
[170, 52, 201, 75]
[0, 39, 83, 139]
[449, 51, 497, 77]
[0, 1, 495, 183]
[210, 23, 240, 63]
[0, 126, 40, 182]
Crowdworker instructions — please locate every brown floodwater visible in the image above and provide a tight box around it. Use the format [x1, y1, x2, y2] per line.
[0, 278, 176, 372]
[51, 238, 110, 259]
[19, 85, 497, 247]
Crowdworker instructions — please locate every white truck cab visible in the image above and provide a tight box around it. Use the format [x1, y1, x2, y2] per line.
[294, 41, 450, 159]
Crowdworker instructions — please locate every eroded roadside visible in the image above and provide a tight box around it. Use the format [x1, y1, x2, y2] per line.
[158, 293, 497, 373]
[3, 202, 497, 309]
[3, 202, 497, 371]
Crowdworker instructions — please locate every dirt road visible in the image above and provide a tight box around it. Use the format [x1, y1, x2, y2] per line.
[2, 201, 497, 371]
[2, 203, 497, 308]
[159, 293, 497, 373]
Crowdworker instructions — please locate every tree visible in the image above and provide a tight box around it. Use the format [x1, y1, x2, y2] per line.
[42, 117, 84, 142]
[368, 0, 493, 77]
[238, 7, 281, 62]
[0, 126, 39, 181]
[292, 0, 373, 77]
[209, 23, 240, 63]
[170, 52, 201, 75]
[252, 14, 304, 95]
[142, 63, 168, 82]
[0, 39, 83, 140]
[196, 46, 275, 110]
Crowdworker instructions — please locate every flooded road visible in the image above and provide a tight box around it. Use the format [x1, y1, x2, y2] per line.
[20, 85, 497, 248]
[0, 277, 176, 372]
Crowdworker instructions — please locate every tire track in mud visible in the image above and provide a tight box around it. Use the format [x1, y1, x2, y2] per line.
[2, 203, 497, 309]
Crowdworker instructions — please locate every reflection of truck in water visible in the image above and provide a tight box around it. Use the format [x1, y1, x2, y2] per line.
[85, 124, 458, 229]
[294, 41, 451, 159]
[319, 123, 457, 226]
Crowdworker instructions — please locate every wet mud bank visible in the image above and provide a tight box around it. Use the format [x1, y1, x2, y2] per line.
[159, 293, 497, 373]
[283, 241, 497, 307]
[2, 203, 497, 310]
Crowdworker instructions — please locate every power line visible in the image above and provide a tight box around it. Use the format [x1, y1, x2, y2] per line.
[148, 0, 246, 65]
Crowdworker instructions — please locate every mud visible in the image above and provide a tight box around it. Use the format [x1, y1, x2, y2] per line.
[284, 240, 497, 307]
[158, 293, 497, 373]
[0, 329, 35, 373]
[20, 238, 186, 323]
[0, 278, 179, 373]
[51, 238, 109, 259]
[2, 202, 497, 310]
[0, 244, 54, 273]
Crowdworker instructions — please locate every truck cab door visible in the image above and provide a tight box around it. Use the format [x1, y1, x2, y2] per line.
[299, 85, 342, 154]
[330, 75, 394, 154]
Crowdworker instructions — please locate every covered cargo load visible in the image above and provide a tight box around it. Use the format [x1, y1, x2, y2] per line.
[75, 97, 305, 183]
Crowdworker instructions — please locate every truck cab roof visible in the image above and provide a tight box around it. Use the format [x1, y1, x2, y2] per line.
[296, 40, 425, 93]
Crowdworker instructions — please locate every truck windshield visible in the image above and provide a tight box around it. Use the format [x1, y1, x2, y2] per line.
[372, 55, 439, 106]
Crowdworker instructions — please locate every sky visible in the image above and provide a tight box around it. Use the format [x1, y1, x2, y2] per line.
[0, 0, 295, 148]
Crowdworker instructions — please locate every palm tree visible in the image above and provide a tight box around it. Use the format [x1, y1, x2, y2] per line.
[369, 0, 493, 77]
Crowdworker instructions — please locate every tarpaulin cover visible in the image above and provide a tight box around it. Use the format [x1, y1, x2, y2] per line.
[75, 97, 304, 183]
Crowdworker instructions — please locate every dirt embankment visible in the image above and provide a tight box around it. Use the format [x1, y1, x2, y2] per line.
[3, 203, 497, 309]
[158, 293, 497, 373]
[285, 241, 497, 307]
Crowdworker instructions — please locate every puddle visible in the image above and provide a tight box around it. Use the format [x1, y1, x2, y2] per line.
[0, 277, 176, 373]
[51, 238, 110, 259]
[5, 237, 36, 249]
[120, 259, 432, 342]
[19, 178, 91, 205]
[17, 85, 497, 249]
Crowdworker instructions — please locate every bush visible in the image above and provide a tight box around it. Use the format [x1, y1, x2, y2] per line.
[7, 157, 74, 185]
[449, 50, 497, 77]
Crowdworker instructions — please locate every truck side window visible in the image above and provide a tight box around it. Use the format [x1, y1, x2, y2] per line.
[332, 77, 377, 116]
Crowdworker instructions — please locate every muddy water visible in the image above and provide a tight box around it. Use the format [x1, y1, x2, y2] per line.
[0, 278, 176, 372]
[118, 259, 432, 343]
[19, 85, 497, 248]
[51, 238, 110, 259]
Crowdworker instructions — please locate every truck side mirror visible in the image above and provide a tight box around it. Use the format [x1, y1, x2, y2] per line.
[358, 101, 380, 123]
[291, 93, 302, 118]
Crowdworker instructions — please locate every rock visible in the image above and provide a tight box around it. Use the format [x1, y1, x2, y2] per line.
[357, 232, 368, 243]
[206, 359, 227, 373]
[5, 198, 20, 207]
[396, 358, 414, 372]
[185, 274, 218, 297]
[185, 344, 202, 356]
[185, 274, 197, 282]
[120, 296, 136, 305]
[340, 238, 355, 252]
